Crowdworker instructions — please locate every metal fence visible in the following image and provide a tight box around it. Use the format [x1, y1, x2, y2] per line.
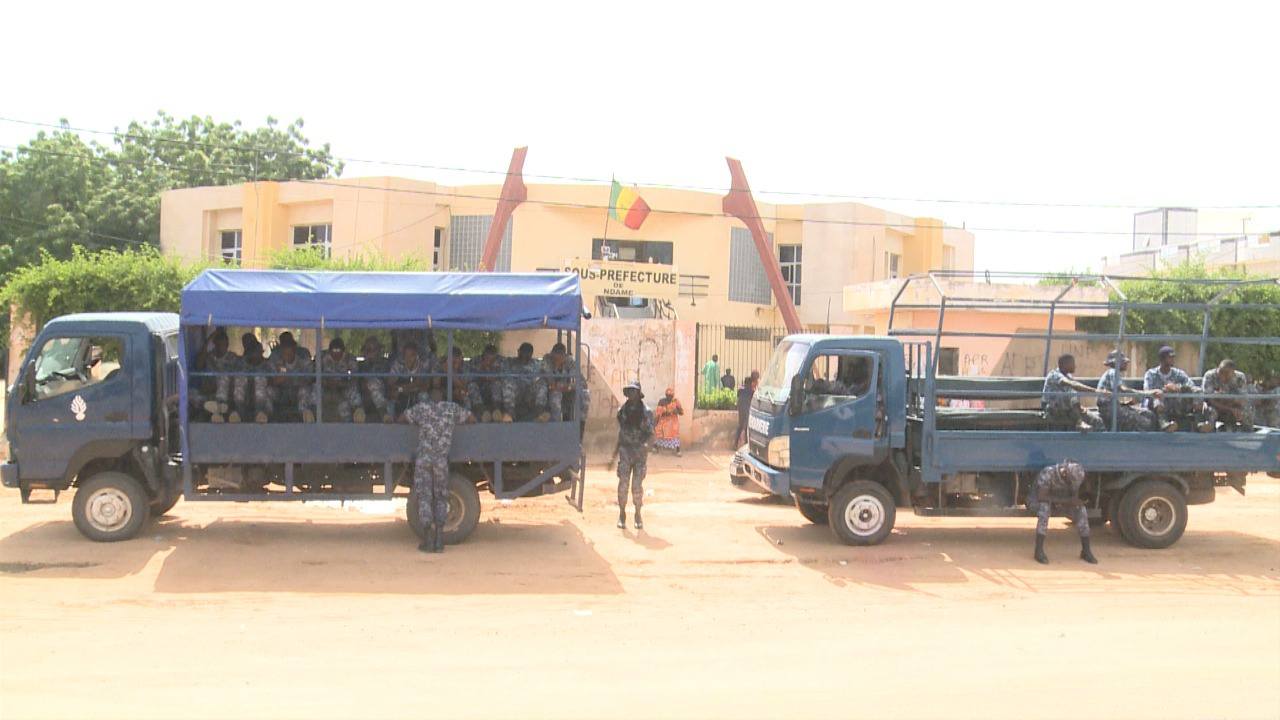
[694, 323, 789, 405]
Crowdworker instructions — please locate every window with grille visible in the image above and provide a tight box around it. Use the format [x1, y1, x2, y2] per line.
[729, 227, 773, 305]
[778, 244, 802, 305]
[886, 252, 901, 279]
[219, 229, 242, 265]
[448, 216, 511, 271]
[292, 224, 332, 257]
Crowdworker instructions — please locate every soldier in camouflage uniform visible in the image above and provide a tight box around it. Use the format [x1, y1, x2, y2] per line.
[390, 343, 436, 416]
[198, 328, 241, 423]
[1143, 346, 1211, 432]
[510, 342, 549, 422]
[231, 335, 273, 423]
[357, 336, 394, 423]
[1202, 358, 1254, 431]
[1096, 351, 1170, 432]
[465, 344, 514, 422]
[544, 342, 586, 422]
[269, 331, 312, 363]
[298, 338, 362, 422]
[614, 382, 654, 530]
[442, 347, 477, 407]
[1041, 354, 1103, 431]
[269, 334, 314, 422]
[1031, 459, 1097, 565]
[403, 399, 474, 553]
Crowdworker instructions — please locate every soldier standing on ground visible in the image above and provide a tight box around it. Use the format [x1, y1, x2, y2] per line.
[403, 399, 474, 553]
[615, 382, 654, 530]
[1032, 459, 1097, 565]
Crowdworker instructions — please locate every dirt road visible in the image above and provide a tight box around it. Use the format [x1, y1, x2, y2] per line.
[1, 455, 1278, 720]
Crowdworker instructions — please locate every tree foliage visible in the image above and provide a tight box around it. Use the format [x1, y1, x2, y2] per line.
[1078, 261, 1280, 380]
[1, 112, 343, 353]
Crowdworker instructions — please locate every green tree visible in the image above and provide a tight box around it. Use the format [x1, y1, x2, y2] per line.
[1079, 261, 1280, 380]
[1, 112, 343, 358]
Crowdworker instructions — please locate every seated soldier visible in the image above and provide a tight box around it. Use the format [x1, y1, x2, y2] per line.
[270, 331, 312, 363]
[510, 342, 549, 422]
[357, 336, 394, 424]
[198, 328, 241, 424]
[269, 333, 314, 422]
[1144, 346, 1211, 432]
[299, 338, 361, 422]
[442, 347, 476, 407]
[466, 344, 514, 422]
[1042, 353, 1104, 432]
[543, 342, 583, 422]
[231, 337, 273, 424]
[1097, 351, 1171, 432]
[390, 342, 434, 416]
[1202, 358, 1254, 431]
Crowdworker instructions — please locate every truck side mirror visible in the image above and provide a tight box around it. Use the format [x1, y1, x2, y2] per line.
[788, 374, 805, 415]
[21, 361, 36, 402]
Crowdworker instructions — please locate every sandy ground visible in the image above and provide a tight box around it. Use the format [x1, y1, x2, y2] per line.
[0, 454, 1277, 720]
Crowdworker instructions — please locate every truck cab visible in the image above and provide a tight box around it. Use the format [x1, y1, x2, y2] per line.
[737, 335, 911, 544]
[3, 313, 181, 540]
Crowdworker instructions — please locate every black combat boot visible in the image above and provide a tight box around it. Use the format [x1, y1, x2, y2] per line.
[1080, 536, 1098, 564]
[1034, 533, 1048, 564]
[634, 508, 644, 530]
[418, 538, 432, 553]
[433, 529, 445, 553]
[617, 510, 626, 529]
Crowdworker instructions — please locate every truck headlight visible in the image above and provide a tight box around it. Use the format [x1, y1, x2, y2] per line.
[767, 435, 790, 469]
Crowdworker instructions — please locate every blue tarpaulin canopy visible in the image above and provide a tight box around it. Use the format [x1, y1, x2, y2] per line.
[180, 270, 582, 330]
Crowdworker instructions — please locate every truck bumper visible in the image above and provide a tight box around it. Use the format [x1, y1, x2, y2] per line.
[737, 449, 792, 500]
[1, 462, 17, 489]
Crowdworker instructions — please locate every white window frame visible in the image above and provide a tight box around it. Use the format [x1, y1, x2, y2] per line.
[219, 229, 242, 265]
[886, 252, 901, 279]
[293, 223, 332, 257]
[778, 244, 802, 306]
[432, 227, 444, 271]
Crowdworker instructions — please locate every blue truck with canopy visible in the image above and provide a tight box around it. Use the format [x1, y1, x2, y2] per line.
[3, 269, 588, 543]
[732, 272, 1280, 548]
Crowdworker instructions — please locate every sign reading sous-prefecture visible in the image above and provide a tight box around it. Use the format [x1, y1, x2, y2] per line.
[563, 259, 679, 300]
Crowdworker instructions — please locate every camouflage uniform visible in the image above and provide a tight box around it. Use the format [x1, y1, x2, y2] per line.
[233, 355, 273, 421]
[1202, 368, 1254, 430]
[509, 357, 549, 421]
[1096, 368, 1157, 431]
[616, 402, 654, 510]
[545, 355, 584, 421]
[358, 353, 392, 420]
[390, 356, 437, 414]
[1041, 368, 1102, 430]
[1143, 365, 1201, 427]
[465, 356, 515, 420]
[404, 400, 472, 534]
[300, 352, 361, 422]
[272, 353, 314, 420]
[1031, 461, 1089, 537]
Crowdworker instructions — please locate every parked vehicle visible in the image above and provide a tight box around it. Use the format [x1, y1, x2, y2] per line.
[2, 270, 588, 543]
[733, 272, 1280, 547]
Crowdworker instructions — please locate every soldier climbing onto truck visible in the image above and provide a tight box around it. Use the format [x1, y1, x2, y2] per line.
[1031, 459, 1097, 565]
[403, 398, 475, 553]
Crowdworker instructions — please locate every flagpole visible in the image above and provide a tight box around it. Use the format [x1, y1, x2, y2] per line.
[600, 174, 613, 256]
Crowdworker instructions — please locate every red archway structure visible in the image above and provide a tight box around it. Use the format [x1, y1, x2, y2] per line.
[477, 146, 528, 272]
[722, 158, 803, 333]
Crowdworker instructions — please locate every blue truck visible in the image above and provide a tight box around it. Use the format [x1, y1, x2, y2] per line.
[733, 273, 1280, 548]
[2, 270, 588, 542]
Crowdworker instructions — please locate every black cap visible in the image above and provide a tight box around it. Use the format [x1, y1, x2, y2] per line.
[1158, 346, 1175, 358]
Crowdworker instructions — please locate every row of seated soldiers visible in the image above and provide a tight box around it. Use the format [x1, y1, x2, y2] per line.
[191, 328, 586, 424]
[1042, 347, 1277, 433]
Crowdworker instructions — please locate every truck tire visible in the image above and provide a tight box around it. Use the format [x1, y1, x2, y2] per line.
[795, 498, 829, 525]
[1116, 480, 1188, 549]
[407, 472, 482, 545]
[72, 472, 150, 542]
[827, 480, 895, 546]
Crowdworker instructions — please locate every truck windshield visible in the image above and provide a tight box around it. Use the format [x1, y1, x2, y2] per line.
[756, 341, 810, 403]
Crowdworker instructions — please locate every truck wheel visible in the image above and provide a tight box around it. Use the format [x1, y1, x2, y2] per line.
[72, 472, 150, 542]
[407, 472, 482, 545]
[795, 498, 829, 525]
[827, 480, 895, 546]
[1116, 480, 1188, 549]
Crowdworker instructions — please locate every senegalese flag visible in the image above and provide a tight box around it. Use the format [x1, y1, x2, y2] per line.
[609, 179, 651, 230]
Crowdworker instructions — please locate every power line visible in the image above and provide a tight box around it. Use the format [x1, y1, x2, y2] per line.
[1, 214, 153, 248]
[3, 115, 1276, 211]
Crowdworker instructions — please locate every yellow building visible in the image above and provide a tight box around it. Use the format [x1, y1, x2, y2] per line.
[159, 177, 975, 330]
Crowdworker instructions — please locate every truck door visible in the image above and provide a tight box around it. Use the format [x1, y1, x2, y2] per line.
[10, 334, 134, 482]
[789, 350, 881, 487]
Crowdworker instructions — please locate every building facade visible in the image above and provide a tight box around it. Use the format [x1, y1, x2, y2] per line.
[160, 177, 975, 330]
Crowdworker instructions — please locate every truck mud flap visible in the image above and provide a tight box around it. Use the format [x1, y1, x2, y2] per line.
[19, 484, 60, 505]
